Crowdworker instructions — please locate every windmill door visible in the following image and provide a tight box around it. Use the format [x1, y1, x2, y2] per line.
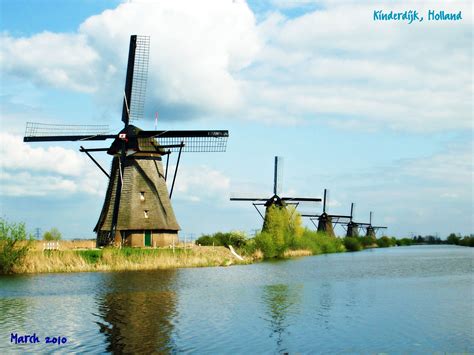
[144, 231, 152, 247]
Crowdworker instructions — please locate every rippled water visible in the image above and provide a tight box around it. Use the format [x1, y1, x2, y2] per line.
[0, 245, 473, 353]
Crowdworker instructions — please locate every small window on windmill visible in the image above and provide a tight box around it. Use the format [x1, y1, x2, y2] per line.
[144, 210, 149, 218]
[140, 191, 145, 201]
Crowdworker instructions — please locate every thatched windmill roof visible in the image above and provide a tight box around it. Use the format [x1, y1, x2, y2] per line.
[95, 153, 180, 233]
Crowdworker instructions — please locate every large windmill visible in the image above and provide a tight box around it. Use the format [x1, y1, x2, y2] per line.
[23, 35, 228, 247]
[301, 189, 351, 237]
[230, 156, 321, 230]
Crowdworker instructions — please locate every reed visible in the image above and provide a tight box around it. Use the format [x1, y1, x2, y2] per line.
[12, 246, 251, 274]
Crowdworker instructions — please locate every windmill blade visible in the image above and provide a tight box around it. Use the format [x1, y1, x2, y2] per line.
[354, 222, 371, 227]
[281, 197, 322, 202]
[230, 197, 269, 201]
[109, 149, 127, 242]
[137, 130, 229, 152]
[301, 214, 321, 218]
[23, 122, 114, 142]
[328, 214, 351, 219]
[323, 189, 327, 213]
[122, 35, 150, 125]
[274, 156, 283, 195]
[349, 202, 355, 221]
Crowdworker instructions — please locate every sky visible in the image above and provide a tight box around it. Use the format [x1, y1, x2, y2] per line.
[0, 0, 472, 239]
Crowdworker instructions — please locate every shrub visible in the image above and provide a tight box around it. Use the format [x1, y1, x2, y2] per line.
[240, 238, 257, 256]
[359, 235, 377, 248]
[343, 237, 362, 252]
[459, 236, 474, 247]
[255, 232, 277, 258]
[377, 236, 396, 248]
[195, 235, 215, 246]
[43, 227, 62, 241]
[257, 205, 306, 258]
[0, 218, 32, 274]
[446, 233, 460, 245]
[195, 231, 248, 248]
[396, 238, 414, 246]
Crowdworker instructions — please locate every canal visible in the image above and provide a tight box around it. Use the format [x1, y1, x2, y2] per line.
[0, 245, 472, 353]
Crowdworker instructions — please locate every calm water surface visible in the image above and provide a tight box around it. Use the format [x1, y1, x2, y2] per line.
[0, 245, 473, 353]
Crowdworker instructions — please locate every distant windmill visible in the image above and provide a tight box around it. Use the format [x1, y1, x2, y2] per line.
[23, 35, 229, 248]
[344, 203, 360, 237]
[230, 156, 321, 229]
[301, 189, 351, 237]
[363, 211, 387, 237]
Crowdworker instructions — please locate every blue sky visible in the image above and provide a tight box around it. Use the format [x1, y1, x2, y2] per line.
[0, 0, 472, 239]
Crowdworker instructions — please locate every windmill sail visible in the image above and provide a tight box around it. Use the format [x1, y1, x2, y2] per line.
[138, 129, 229, 152]
[122, 35, 150, 124]
[129, 35, 150, 123]
[24, 122, 113, 142]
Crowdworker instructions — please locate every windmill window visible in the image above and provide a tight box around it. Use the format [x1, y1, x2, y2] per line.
[140, 192, 145, 201]
[144, 210, 149, 218]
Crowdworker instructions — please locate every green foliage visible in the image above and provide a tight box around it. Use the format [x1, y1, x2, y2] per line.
[251, 206, 347, 258]
[458, 235, 474, 247]
[343, 237, 363, 252]
[359, 235, 377, 248]
[377, 236, 396, 248]
[446, 233, 461, 245]
[446, 233, 474, 247]
[396, 238, 414, 246]
[240, 238, 257, 255]
[255, 205, 306, 258]
[43, 227, 62, 241]
[77, 250, 102, 264]
[290, 229, 345, 255]
[255, 231, 278, 258]
[195, 231, 248, 248]
[0, 218, 32, 274]
[195, 235, 214, 246]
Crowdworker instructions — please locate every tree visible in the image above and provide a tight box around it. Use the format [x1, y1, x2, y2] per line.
[446, 233, 460, 245]
[0, 218, 32, 274]
[43, 227, 62, 241]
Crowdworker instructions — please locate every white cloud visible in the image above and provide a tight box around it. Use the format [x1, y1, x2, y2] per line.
[171, 164, 231, 202]
[400, 146, 472, 185]
[242, 0, 472, 132]
[0, 0, 471, 133]
[0, 133, 107, 196]
[1, 0, 260, 118]
[0, 32, 100, 92]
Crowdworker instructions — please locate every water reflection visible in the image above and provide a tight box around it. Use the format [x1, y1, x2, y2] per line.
[261, 284, 302, 353]
[317, 282, 333, 329]
[94, 270, 177, 353]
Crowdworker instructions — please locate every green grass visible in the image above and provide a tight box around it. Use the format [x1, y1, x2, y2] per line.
[76, 250, 102, 264]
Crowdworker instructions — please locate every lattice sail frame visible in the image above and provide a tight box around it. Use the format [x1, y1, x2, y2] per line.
[141, 132, 229, 152]
[129, 35, 150, 123]
[25, 122, 110, 137]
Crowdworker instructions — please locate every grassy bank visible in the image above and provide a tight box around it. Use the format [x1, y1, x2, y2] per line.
[196, 206, 405, 260]
[11, 246, 251, 274]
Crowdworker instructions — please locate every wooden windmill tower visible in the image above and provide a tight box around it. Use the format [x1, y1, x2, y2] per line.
[230, 156, 321, 231]
[301, 189, 351, 237]
[23, 35, 228, 247]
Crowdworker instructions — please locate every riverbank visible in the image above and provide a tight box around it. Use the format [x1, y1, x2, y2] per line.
[11, 246, 253, 274]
